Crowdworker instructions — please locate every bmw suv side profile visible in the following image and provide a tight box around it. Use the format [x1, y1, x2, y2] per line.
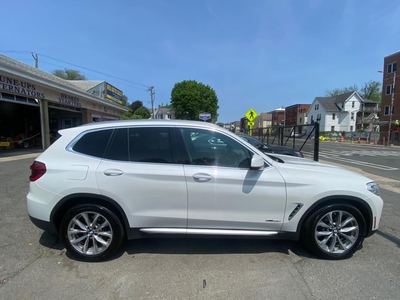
[27, 120, 383, 261]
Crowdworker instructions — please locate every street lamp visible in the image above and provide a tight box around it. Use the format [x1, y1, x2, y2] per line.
[378, 70, 396, 146]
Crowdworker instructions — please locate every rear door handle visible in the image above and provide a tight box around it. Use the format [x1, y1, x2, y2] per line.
[103, 169, 123, 176]
[193, 173, 213, 182]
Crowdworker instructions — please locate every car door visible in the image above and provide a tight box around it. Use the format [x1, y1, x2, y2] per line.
[96, 126, 187, 229]
[178, 127, 287, 231]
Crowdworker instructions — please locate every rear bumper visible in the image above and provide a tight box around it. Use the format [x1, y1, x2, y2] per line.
[29, 215, 58, 235]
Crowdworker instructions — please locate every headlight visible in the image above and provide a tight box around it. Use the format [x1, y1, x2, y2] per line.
[367, 182, 380, 196]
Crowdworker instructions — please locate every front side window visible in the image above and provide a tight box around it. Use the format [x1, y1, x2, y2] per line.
[179, 128, 252, 168]
[72, 129, 113, 158]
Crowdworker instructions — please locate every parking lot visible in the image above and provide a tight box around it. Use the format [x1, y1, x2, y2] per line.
[0, 151, 399, 300]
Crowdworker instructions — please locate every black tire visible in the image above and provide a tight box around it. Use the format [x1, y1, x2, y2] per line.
[302, 204, 366, 260]
[60, 204, 125, 261]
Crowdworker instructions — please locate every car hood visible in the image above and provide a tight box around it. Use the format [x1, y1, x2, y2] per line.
[266, 153, 373, 183]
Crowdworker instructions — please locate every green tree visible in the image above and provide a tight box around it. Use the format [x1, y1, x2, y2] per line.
[133, 106, 151, 119]
[360, 80, 381, 101]
[130, 100, 143, 112]
[121, 95, 129, 106]
[325, 81, 381, 101]
[52, 69, 87, 80]
[171, 80, 219, 122]
[325, 85, 358, 97]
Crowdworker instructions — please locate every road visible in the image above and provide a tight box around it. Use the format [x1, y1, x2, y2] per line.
[292, 139, 400, 181]
[0, 151, 399, 300]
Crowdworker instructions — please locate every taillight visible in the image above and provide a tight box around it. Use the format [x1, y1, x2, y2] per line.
[30, 161, 46, 181]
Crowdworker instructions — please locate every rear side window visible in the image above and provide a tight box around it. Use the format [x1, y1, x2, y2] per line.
[105, 128, 129, 161]
[129, 127, 173, 163]
[72, 129, 113, 158]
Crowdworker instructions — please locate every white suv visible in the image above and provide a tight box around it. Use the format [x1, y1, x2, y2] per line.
[27, 120, 383, 261]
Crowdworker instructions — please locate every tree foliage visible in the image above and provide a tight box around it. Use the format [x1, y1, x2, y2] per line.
[325, 81, 381, 102]
[171, 80, 219, 122]
[133, 106, 151, 119]
[130, 100, 143, 112]
[359, 80, 381, 101]
[121, 95, 128, 106]
[52, 69, 87, 80]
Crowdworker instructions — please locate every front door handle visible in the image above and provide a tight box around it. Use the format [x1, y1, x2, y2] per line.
[103, 169, 123, 176]
[193, 173, 213, 182]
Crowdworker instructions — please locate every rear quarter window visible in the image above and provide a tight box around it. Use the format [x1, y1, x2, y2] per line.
[72, 129, 113, 158]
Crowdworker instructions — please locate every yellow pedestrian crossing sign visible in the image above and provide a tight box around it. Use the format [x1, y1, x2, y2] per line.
[245, 108, 258, 122]
[247, 121, 254, 127]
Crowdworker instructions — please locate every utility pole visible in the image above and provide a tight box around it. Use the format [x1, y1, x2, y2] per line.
[31, 52, 38, 68]
[387, 71, 396, 146]
[148, 86, 155, 119]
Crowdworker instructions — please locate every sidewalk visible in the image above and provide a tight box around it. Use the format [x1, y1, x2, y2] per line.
[0, 147, 43, 162]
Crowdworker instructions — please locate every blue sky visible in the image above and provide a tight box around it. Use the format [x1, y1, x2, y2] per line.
[1, 0, 399, 122]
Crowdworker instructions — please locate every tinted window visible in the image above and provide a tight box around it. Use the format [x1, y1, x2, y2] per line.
[180, 128, 252, 168]
[129, 127, 173, 163]
[105, 128, 129, 161]
[73, 129, 113, 158]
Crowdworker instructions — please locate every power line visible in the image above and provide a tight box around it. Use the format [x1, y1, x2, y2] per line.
[0, 50, 31, 54]
[40, 60, 148, 91]
[38, 53, 150, 89]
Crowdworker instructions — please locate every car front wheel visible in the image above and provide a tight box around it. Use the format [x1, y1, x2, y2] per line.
[60, 204, 124, 261]
[302, 204, 366, 259]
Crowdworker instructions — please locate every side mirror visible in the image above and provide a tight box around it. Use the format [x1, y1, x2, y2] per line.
[250, 154, 264, 169]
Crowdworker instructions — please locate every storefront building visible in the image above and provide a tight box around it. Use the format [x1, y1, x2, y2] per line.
[0, 54, 128, 149]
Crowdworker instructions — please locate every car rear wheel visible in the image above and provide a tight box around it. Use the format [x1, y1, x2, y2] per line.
[302, 204, 366, 259]
[60, 204, 124, 261]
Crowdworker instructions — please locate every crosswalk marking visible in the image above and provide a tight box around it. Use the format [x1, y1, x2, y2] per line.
[302, 150, 399, 171]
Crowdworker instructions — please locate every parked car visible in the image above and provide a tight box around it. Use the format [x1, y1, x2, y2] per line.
[237, 133, 303, 157]
[28, 120, 383, 261]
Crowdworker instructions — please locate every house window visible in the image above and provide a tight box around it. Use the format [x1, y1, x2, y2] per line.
[386, 85, 393, 95]
[385, 105, 394, 116]
[341, 103, 344, 108]
[299, 117, 302, 123]
[352, 101, 355, 108]
[351, 113, 354, 120]
[315, 104, 319, 110]
[350, 126, 353, 132]
[332, 113, 335, 120]
[331, 126, 335, 132]
[388, 62, 397, 74]
[167, 114, 172, 119]
[317, 114, 321, 120]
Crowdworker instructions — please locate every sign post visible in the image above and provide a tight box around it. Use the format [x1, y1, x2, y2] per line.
[245, 108, 258, 136]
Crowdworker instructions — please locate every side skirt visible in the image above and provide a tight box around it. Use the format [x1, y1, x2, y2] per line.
[127, 228, 300, 241]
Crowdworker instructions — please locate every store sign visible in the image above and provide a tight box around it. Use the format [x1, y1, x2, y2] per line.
[59, 93, 81, 107]
[106, 83, 123, 104]
[0, 75, 45, 98]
